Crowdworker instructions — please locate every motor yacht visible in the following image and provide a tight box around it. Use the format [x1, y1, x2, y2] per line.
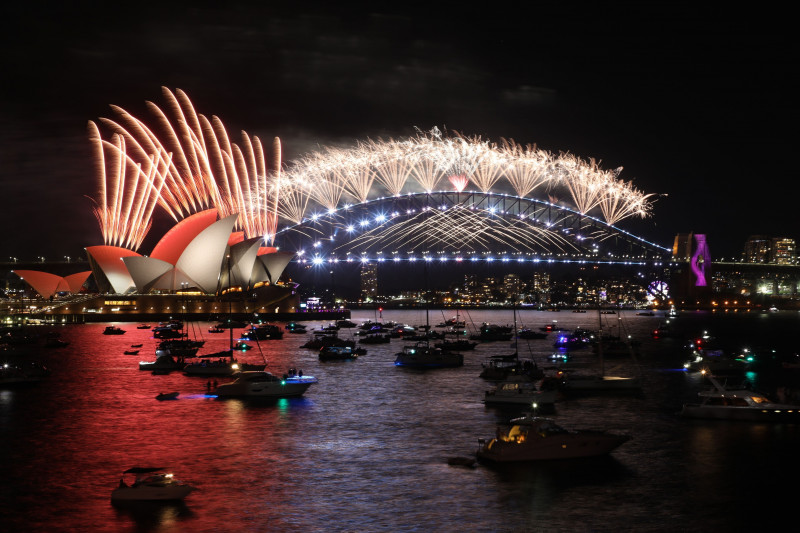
[111, 467, 195, 502]
[139, 354, 186, 372]
[394, 341, 463, 368]
[680, 372, 800, 422]
[182, 353, 265, 377]
[215, 369, 318, 398]
[476, 414, 630, 463]
[156, 338, 205, 358]
[102, 326, 125, 335]
[319, 345, 360, 361]
[484, 376, 557, 407]
[241, 324, 283, 341]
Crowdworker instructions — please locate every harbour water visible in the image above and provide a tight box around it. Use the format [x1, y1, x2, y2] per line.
[2, 309, 800, 532]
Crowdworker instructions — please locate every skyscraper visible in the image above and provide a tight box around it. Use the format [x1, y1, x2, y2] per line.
[743, 235, 771, 263]
[360, 262, 378, 301]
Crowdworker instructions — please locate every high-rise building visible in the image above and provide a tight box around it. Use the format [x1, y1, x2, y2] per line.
[360, 262, 378, 301]
[743, 235, 771, 263]
[503, 274, 521, 299]
[771, 238, 797, 264]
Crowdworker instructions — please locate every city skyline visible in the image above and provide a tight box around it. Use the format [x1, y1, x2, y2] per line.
[2, 3, 795, 261]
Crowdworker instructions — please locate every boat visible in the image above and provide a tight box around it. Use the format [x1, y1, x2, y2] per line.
[182, 352, 265, 377]
[208, 326, 225, 333]
[130, 343, 143, 348]
[476, 414, 630, 463]
[358, 332, 391, 344]
[469, 323, 513, 342]
[137, 324, 151, 329]
[682, 333, 749, 374]
[241, 324, 283, 341]
[233, 341, 252, 351]
[319, 345, 360, 361]
[124, 350, 140, 355]
[301, 334, 355, 350]
[0, 361, 49, 385]
[111, 467, 196, 502]
[155, 391, 179, 401]
[153, 327, 183, 339]
[480, 302, 543, 381]
[215, 369, 318, 398]
[680, 371, 800, 422]
[44, 337, 70, 348]
[103, 326, 125, 335]
[435, 338, 478, 351]
[285, 322, 308, 333]
[484, 376, 558, 407]
[447, 456, 476, 467]
[394, 341, 463, 368]
[336, 319, 357, 328]
[517, 328, 547, 340]
[479, 353, 539, 381]
[139, 354, 186, 372]
[156, 338, 205, 358]
[559, 302, 642, 394]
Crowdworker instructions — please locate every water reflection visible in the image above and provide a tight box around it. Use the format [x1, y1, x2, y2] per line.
[111, 500, 194, 529]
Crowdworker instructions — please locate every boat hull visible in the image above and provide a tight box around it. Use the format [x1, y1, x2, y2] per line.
[215, 382, 313, 398]
[476, 432, 630, 462]
[680, 404, 800, 422]
[561, 375, 641, 392]
[215, 371, 317, 398]
[394, 355, 464, 368]
[484, 390, 557, 406]
[111, 485, 195, 501]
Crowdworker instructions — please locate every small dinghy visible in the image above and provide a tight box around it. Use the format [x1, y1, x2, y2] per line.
[156, 391, 179, 401]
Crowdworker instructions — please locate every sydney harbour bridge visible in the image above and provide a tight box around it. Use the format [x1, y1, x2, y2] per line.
[273, 191, 670, 266]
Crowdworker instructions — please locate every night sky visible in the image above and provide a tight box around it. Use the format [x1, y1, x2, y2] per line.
[2, 2, 795, 262]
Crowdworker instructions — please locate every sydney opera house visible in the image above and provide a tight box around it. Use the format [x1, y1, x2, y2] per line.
[13, 209, 300, 321]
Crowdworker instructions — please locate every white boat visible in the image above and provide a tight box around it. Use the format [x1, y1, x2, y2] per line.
[215, 370, 318, 398]
[394, 341, 463, 368]
[680, 372, 800, 422]
[484, 376, 558, 407]
[111, 467, 196, 502]
[183, 351, 265, 377]
[476, 414, 630, 463]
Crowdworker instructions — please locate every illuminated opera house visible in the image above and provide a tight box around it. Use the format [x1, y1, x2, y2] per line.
[15, 210, 299, 319]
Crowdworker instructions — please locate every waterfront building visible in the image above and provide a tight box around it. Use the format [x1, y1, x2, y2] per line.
[772, 238, 797, 265]
[743, 235, 771, 263]
[360, 262, 378, 302]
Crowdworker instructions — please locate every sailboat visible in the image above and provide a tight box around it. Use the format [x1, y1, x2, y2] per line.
[479, 299, 541, 381]
[394, 262, 463, 368]
[559, 301, 642, 393]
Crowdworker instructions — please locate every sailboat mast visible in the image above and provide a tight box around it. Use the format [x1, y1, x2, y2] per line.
[597, 294, 604, 377]
[227, 254, 234, 352]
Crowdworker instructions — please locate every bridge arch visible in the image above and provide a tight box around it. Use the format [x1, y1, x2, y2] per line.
[274, 191, 670, 265]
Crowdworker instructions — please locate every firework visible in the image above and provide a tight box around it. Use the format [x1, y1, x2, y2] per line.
[87, 122, 167, 250]
[94, 87, 278, 241]
[90, 89, 658, 253]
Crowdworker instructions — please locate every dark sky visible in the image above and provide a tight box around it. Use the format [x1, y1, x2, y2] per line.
[2, 2, 796, 262]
